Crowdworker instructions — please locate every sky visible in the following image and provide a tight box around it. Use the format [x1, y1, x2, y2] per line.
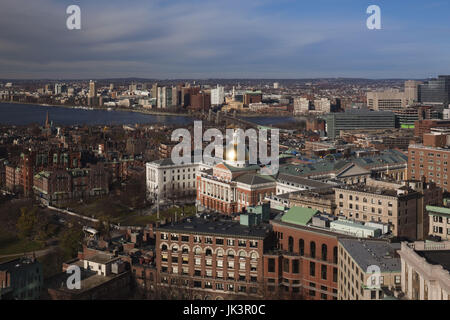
[0, 0, 449, 79]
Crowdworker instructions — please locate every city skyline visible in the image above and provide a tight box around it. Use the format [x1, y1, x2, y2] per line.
[1, 0, 450, 79]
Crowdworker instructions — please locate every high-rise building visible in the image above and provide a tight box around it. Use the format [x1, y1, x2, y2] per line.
[88, 80, 96, 98]
[54, 83, 62, 95]
[367, 89, 407, 111]
[211, 85, 225, 106]
[314, 98, 331, 113]
[418, 75, 450, 106]
[325, 110, 396, 139]
[293, 97, 310, 115]
[404, 80, 421, 105]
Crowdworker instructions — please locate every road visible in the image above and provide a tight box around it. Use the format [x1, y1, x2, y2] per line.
[0, 245, 58, 260]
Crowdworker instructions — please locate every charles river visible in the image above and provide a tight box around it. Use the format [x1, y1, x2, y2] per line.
[0, 103, 301, 127]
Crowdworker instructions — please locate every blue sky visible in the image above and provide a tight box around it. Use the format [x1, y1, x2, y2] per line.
[0, 0, 449, 79]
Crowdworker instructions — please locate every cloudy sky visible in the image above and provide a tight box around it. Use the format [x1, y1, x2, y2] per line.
[0, 0, 449, 79]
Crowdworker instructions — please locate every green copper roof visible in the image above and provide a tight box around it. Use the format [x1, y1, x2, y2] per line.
[426, 205, 450, 217]
[281, 206, 318, 226]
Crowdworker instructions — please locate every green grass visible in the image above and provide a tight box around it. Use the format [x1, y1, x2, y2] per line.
[117, 205, 197, 226]
[0, 232, 45, 256]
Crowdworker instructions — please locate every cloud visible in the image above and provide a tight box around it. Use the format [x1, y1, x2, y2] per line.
[0, 0, 449, 78]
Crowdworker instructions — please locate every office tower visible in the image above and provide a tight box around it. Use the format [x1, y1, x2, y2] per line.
[273, 82, 279, 89]
[211, 84, 225, 105]
[109, 83, 114, 91]
[325, 109, 396, 139]
[88, 80, 96, 98]
[151, 83, 158, 99]
[367, 89, 406, 111]
[54, 83, 62, 95]
[171, 86, 180, 107]
[404, 80, 421, 105]
[157, 86, 166, 108]
[418, 75, 450, 106]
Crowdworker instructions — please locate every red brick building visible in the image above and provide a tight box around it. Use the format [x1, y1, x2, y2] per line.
[266, 219, 340, 300]
[408, 133, 450, 192]
[154, 217, 272, 300]
[196, 163, 276, 215]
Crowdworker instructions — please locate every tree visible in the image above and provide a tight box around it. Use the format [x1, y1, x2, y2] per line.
[59, 225, 83, 260]
[16, 206, 38, 240]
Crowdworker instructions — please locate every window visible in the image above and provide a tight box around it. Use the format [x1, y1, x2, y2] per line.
[299, 239, 305, 256]
[288, 236, 294, 252]
[310, 241, 316, 258]
[268, 258, 275, 273]
[310, 262, 315, 277]
[216, 238, 224, 245]
[283, 259, 289, 273]
[321, 244, 327, 261]
[292, 260, 299, 274]
[321, 265, 327, 280]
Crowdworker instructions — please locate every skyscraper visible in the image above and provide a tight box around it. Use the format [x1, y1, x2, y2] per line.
[418, 75, 450, 106]
[88, 80, 96, 98]
[211, 84, 224, 106]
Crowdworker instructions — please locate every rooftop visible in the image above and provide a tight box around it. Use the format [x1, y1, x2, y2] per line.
[281, 207, 318, 226]
[416, 250, 450, 272]
[339, 238, 401, 273]
[157, 216, 271, 239]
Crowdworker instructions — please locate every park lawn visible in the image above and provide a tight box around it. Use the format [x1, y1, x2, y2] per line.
[0, 232, 45, 256]
[117, 205, 197, 226]
[61, 197, 133, 223]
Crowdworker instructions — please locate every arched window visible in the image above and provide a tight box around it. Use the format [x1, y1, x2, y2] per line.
[161, 244, 168, 251]
[333, 246, 338, 264]
[194, 247, 202, 255]
[288, 236, 294, 253]
[299, 239, 304, 256]
[310, 241, 316, 259]
[250, 252, 258, 260]
[227, 249, 235, 258]
[172, 245, 178, 253]
[205, 248, 212, 256]
[216, 249, 224, 257]
[321, 244, 327, 261]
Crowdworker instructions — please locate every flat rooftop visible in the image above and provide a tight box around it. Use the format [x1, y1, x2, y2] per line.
[416, 251, 450, 272]
[339, 239, 401, 273]
[157, 217, 270, 239]
[335, 184, 414, 197]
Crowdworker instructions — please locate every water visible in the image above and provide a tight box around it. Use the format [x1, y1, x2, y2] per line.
[0, 103, 300, 127]
[0, 103, 193, 126]
[249, 116, 305, 126]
